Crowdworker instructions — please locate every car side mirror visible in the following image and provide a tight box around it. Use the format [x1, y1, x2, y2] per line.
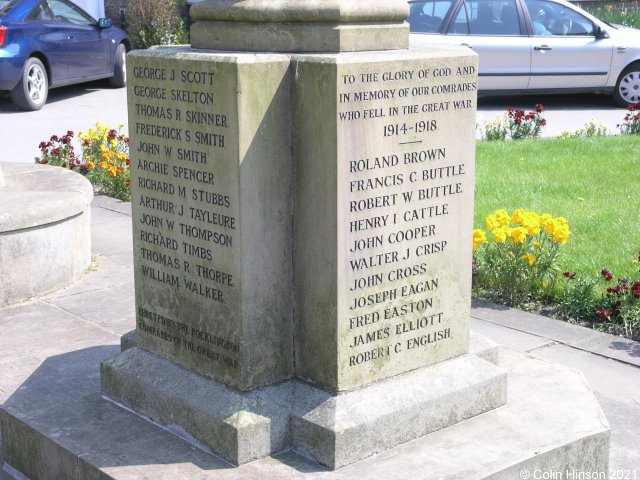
[595, 26, 609, 39]
[97, 18, 112, 29]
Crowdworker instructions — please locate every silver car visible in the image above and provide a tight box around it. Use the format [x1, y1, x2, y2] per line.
[408, 0, 640, 106]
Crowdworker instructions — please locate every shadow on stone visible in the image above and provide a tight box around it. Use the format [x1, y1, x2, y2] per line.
[0, 346, 235, 479]
[609, 340, 640, 358]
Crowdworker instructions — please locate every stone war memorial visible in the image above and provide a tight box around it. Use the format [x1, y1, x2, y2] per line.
[1, 0, 610, 478]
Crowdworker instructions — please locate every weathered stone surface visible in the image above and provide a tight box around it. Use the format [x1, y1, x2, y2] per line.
[101, 347, 292, 466]
[0, 163, 92, 306]
[3, 346, 609, 479]
[290, 354, 506, 469]
[125, 45, 478, 396]
[292, 48, 478, 392]
[191, 0, 409, 22]
[190, 0, 409, 52]
[101, 347, 505, 468]
[126, 48, 293, 391]
[191, 22, 409, 54]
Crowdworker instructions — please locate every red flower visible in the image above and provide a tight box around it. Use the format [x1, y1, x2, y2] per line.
[541, 119, 547, 126]
[601, 269, 613, 281]
[595, 309, 612, 322]
[563, 271, 576, 279]
[535, 104, 544, 113]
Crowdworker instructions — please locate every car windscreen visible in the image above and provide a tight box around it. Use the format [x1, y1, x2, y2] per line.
[0, 0, 19, 18]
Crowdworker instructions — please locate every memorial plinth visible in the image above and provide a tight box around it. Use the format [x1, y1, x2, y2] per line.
[93, 0, 608, 475]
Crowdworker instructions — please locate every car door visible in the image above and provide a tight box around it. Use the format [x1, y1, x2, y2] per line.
[525, 0, 614, 89]
[47, 0, 109, 79]
[445, 0, 531, 90]
[24, 0, 69, 84]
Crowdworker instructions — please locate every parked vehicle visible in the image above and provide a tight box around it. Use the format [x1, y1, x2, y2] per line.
[0, 0, 130, 111]
[408, 0, 640, 106]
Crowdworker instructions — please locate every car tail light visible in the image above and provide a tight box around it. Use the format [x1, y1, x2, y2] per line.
[0, 26, 6, 47]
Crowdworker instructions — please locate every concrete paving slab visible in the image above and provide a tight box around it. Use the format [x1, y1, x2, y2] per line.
[528, 343, 640, 472]
[471, 317, 554, 352]
[0, 302, 119, 361]
[91, 196, 132, 217]
[91, 221, 134, 267]
[48, 284, 135, 337]
[90, 201, 134, 268]
[46, 255, 132, 299]
[472, 300, 640, 368]
[0, 356, 45, 403]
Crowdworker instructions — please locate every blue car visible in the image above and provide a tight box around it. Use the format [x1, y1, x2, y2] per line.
[0, 0, 130, 110]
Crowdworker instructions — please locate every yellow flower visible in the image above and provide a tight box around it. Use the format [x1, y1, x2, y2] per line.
[492, 227, 509, 243]
[495, 209, 510, 227]
[533, 241, 541, 247]
[521, 211, 541, 235]
[521, 254, 535, 266]
[473, 229, 487, 251]
[552, 226, 571, 245]
[511, 208, 527, 225]
[87, 161, 95, 170]
[510, 226, 528, 244]
[540, 214, 554, 234]
[486, 214, 500, 232]
[98, 161, 108, 169]
[108, 167, 117, 177]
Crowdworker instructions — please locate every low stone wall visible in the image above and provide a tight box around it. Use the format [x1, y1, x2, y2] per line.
[0, 163, 93, 306]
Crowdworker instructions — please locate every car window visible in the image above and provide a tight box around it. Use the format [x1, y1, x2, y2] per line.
[525, 0, 595, 35]
[0, 0, 19, 17]
[26, 1, 54, 21]
[408, 0, 456, 33]
[448, 0, 522, 35]
[48, 0, 95, 25]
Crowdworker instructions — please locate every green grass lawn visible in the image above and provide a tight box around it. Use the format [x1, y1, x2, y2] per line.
[475, 136, 640, 279]
[583, 5, 640, 29]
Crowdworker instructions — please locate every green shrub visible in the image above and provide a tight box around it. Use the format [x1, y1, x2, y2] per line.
[124, 0, 189, 49]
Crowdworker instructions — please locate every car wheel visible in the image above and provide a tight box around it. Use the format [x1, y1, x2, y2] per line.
[10, 57, 48, 111]
[614, 63, 640, 107]
[108, 43, 126, 88]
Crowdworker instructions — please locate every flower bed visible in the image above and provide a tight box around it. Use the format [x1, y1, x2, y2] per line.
[35, 122, 130, 201]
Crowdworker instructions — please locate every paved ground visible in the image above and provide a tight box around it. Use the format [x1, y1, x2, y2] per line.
[0, 196, 638, 477]
[0, 81, 129, 165]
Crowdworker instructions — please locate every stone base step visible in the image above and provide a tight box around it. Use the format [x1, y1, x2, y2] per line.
[1, 342, 609, 480]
